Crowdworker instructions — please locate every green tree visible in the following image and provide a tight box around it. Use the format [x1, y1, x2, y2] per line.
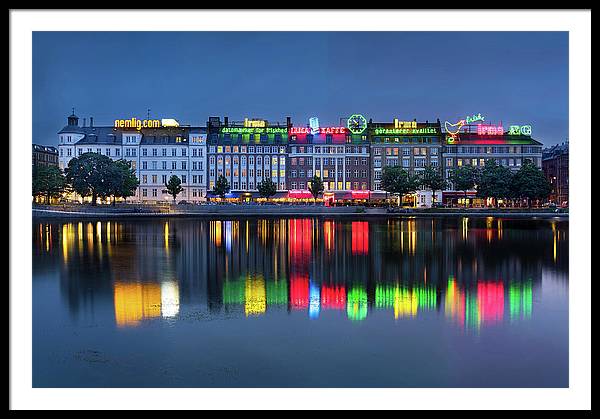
[32, 165, 67, 204]
[65, 152, 113, 205]
[257, 178, 277, 201]
[511, 159, 552, 208]
[476, 159, 513, 207]
[308, 175, 324, 204]
[213, 175, 231, 200]
[165, 175, 184, 203]
[450, 165, 480, 207]
[106, 159, 140, 205]
[420, 164, 447, 206]
[380, 166, 420, 207]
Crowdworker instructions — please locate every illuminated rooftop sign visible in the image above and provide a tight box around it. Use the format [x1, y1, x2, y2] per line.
[289, 126, 346, 135]
[373, 126, 438, 135]
[244, 118, 266, 128]
[347, 114, 367, 134]
[508, 125, 532, 136]
[161, 118, 180, 127]
[220, 127, 288, 135]
[477, 124, 504, 136]
[114, 118, 161, 130]
[309, 117, 320, 134]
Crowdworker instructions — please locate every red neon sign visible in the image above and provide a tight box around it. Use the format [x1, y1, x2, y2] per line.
[477, 124, 504, 136]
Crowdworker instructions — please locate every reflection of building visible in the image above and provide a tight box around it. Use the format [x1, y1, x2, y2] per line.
[542, 141, 569, 206]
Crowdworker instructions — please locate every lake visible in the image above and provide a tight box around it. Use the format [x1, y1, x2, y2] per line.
[32, 216, 568, 387]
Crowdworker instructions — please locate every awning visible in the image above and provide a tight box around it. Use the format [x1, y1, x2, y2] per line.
[287, 190, 313, 199]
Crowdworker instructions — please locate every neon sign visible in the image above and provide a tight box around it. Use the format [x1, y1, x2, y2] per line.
[289, 126, 346, 135]
[394, 119, 417, 129]
[220, 127, 288, 135]
[244, 118, 266, 128]
[114, 118, 161, 130]
[373, 127, 438, 135]
[508, 125, 532, 136]
[309, 117, 320, 135]
[477, 124, 504, 135]
[466, 113, 485, 124]
[347, 114, 367, 134]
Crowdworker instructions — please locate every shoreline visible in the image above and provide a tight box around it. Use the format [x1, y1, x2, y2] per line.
[32, 207, 569, 219]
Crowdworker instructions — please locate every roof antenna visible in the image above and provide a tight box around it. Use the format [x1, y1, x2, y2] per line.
[147, 108, 151, 119]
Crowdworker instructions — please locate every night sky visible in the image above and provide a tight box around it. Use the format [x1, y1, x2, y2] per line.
[32, 31, 568, 147]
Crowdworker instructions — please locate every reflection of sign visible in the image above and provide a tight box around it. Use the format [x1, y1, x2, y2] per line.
[477, 124, 504, 135]
[509, 125, 532, 136]
[244, 118, 266, 128]
[221, 127, 288, 135]
[290, 127, 346, 135]
[347, 114, 367, 134]
[114, 118, 161, 130]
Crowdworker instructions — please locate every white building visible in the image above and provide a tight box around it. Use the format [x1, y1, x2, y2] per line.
[57, 112, 207, 203]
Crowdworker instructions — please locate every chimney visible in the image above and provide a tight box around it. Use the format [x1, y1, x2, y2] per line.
[83, 118, 86, 127]
[286, 116, 291, 128]
[224, 116, 228, 126]
[90, 117, 94, 127]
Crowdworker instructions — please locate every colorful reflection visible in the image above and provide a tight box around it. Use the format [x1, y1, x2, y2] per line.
[309, 281, 320, 319]
[509, 279, 533, 321]
[245, 275, 266, 316]
[321, 284, 346, 310]
[375, 284, 436, 319]
[346, 285, 367, 321]
[113, 282, 162, 327]
[351, 222, 369, 255]
[290, 273, 309, 310]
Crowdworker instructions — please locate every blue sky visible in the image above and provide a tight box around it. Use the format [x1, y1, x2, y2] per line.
[32, 31, 568, 147]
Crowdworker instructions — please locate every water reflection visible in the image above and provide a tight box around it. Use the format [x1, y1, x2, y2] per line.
[33, 217, 568, 334]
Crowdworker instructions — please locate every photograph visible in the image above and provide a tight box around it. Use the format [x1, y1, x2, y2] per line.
[10, 9, 591, 410]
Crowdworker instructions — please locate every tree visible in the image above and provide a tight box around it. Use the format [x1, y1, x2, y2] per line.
[380, 166, 420, 207]
[65, 152, 113, 205]
[106, 159, 140, 205]
[213, 175, 230, 201]
[308, 175, 324, 204]
[511, 159, 552, 208]
[165, 175, 184, 203]
[476, 159, 513, 207]
[420, 164, 447, 206]
[33, 165, 67, 204]
[450, 165, 480, 207]
[257, 178, 277, 201]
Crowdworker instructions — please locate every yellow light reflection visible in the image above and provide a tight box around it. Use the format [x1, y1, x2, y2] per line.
[113, 282, 162, 327]
[245, 275, 266, 317]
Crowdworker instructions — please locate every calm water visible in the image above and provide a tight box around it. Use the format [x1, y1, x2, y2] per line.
[32, 216, 568, 387]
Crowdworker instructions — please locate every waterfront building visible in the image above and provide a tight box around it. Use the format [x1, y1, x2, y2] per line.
[57, 112, 207, 203]
[287, 115, 370, 203]
[369, 118, 443, 207]
[542, 141, 569, 206]
[441, 120, 543, 206]
[32, 144, 59, 169]
[206, 116, 290, 200]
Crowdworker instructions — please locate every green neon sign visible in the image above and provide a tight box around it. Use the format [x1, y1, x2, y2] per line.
[347, 114, 367, 134]
[508, 125, 532, 136]
[373, 127, 438, 135]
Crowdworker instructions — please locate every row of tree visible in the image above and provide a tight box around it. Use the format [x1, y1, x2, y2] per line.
[379, 159, 552, 207]
[33, 152, 140, 205]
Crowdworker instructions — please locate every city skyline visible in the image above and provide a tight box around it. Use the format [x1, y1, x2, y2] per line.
[33, 31, 569, 147]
